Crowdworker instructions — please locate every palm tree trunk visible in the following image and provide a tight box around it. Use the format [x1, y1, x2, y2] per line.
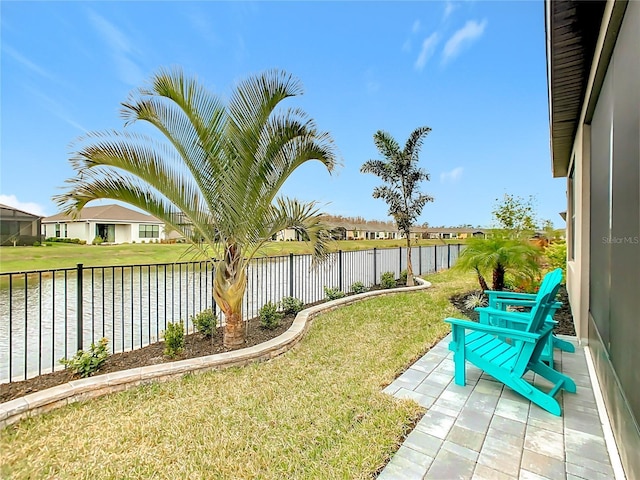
[213, 244, 248, 348]
[492, 263, 506, 291]
[222, 311, 245, 348]
[406, 237, 415, 286]
[474, 266, 490, 291]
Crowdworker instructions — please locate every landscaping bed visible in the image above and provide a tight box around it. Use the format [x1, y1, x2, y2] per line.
[0, 315, 298, 404]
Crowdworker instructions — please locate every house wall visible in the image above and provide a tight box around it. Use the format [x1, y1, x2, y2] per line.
[67, 222, 89, 241]
[44, 221, 163, 244]
[566, 3, 640, 477]
[275, 229, 297, 241]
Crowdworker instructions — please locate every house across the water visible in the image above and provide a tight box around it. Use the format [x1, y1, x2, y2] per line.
[42, 204, 166, 244]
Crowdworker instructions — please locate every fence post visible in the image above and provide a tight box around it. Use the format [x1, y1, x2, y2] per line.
[289, 253, 294, 297]
[338, 250, 343, 291]
[419, 245, 422, 275]
[399, 246, 403, 276]
[434, 245, 438, 272]
[447, 244, 451, 269]
[373, 248, 377, 285]
[76, 263, 83, 351]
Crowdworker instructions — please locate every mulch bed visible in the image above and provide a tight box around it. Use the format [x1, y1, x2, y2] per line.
[1, 282, 412, 404]
[0, 315, 298, 404]
[449, 284, 576, 336]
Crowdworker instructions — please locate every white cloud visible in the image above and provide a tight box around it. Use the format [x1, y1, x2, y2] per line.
[443, 1, 457, 20]
[412, 20, 421, 33]
[88, 10, 144, 86]
[2, 45, 56, 81]
[443, 19, 488, 63]
[0, 195, 49, 217]
[440, 167, 464, 183]
[414, 33, 439, 71]
[25, 87, 88, 132]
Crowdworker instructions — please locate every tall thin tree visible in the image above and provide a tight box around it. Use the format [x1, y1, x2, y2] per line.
[55, 67, 338, 348]
[360, 127, 433, 286]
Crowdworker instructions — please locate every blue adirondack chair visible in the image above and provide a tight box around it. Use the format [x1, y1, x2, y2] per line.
[476, 268, 575, 364]
[445, 279, 576, 416]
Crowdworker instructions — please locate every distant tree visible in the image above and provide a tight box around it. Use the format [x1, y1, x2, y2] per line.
[360, 127, 433, 286]
[492, 194, 538, 238]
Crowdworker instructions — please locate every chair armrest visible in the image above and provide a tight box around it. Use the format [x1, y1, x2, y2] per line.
[474, 306, 531, 322]
[485, 290, 537, 300]
[445, 317, 540, 342]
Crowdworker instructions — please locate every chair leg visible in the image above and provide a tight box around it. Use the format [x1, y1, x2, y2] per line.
[553, 336, 576, 353]
[453, 349, 467, 386]
[450, 327, 467, 386]
[512, 377, 562, 416]
[530, 361, 577, 394]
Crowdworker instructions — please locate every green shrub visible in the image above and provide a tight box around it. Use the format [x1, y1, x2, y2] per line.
[164, 321, 185, 357]
[280, 296, 304, 316]
[400, 269, 408, 285]
[45, 237, 83, 244]
[45, 242, 53, 247]
[60, 338, 109, 377]
[259, 301, 283, 330]
[33, 241, 41, 247]
[350, 281, 367, 294]
[380, 271, 396, 289]
[324, 286, 346, 301]
[545, 241, 567, 279]
[192, 309, 217, 337]
[92, 235, 104, 245]
[463, 293, 488, 310]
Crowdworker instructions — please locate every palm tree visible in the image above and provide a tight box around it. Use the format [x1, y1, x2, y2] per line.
[455, 236, 542, 291]
[360, 128, 433, 286]
[54, 68, 338, 348]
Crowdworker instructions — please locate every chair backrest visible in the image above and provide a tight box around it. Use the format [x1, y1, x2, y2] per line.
[525, 269, 563, 335]
[534, 268, 563, 304]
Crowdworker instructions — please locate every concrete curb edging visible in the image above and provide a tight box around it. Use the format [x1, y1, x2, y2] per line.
[0, 278, 432, 429]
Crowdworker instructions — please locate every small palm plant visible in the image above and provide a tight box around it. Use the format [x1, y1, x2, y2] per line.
[455, 236, 541, 291]
[55, 68, 338, 348]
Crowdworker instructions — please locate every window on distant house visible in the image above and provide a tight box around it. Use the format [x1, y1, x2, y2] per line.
[55, 224, 61, 238]
[139, 224, 159, 238]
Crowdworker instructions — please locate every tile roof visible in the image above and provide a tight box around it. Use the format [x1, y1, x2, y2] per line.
[43, 204, 161, 224]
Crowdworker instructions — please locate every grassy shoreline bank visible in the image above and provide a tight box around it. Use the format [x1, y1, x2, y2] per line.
[0, 239, 464, 273]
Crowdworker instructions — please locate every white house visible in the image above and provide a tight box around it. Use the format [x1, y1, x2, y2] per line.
[547, 1, 639, 477]
[43, 204, 166, 244]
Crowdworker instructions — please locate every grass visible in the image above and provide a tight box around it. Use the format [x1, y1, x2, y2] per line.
[0, 269, 474, 479]
[0, 239, 465, 273]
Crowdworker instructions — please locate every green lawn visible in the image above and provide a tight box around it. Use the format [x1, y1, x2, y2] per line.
[0, 269, 474, 479]
[0, 239, 464, 273]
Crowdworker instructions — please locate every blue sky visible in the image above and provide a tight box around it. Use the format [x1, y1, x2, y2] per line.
[1, 1, 566, 228]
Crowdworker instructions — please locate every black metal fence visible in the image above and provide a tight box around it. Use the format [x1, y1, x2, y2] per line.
[0, 244, 463, 383]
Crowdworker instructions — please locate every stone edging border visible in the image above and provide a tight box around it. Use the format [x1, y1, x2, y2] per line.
[0, 278, 431, 429]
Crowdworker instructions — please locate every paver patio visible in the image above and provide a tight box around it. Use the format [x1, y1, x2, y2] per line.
[379, 334, 620, 480]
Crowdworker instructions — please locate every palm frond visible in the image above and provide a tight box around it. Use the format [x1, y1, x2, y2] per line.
[404, 126, 431, 162]
[372, 130, 400, 160]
